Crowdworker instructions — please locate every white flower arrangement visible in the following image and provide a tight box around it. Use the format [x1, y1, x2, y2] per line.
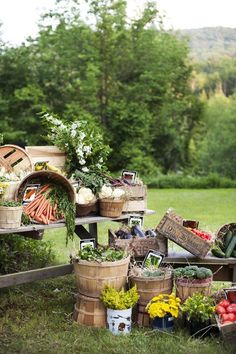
[99, 185, 126, 200]
[41, 112, 110, 176]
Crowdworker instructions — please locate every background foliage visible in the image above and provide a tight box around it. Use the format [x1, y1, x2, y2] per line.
[0, 0, 235, 180]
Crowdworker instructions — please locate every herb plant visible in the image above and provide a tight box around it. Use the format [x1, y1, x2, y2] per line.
[181, 293, 215, 323]
[100, 285, 139, 310]
[73, 170, 109, 194]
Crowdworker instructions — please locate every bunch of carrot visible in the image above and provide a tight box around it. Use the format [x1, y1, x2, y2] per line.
[24, 184, 60, 225]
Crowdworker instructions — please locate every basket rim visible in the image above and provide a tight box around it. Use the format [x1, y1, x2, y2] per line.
[72, 254, 130, 266]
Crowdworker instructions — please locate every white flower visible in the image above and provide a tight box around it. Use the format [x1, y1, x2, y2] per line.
[82, 166, 89, 172]
[80, 132, 86, 140]
[71, 129, 76, 138]
[112, 188, 125, 199]
[96, 163, 101, 169]
[83, 145, 92, 154]
[79, 159, 86, 165]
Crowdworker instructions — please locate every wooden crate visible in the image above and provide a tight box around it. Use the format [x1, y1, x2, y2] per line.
[25, 146, 66, 170]
[216, 315, 236, 344]
[108, 228, 168, 257]
[156, 210, 213, 258]
[120, 185, 147, 213]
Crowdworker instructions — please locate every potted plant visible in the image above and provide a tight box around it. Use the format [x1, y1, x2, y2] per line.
[98, 184, 126, 218]
[174, 265, 213, 302]
[0, 200, 23, 229]
[72, 245, 130, 297]
[145, 293, 181, 332]
[181, 292, 215, 338]
[100, 284, 139, 335]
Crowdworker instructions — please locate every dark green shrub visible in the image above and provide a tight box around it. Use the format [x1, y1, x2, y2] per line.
[145, 173, 236, 189]
[0, 234, 56, 274]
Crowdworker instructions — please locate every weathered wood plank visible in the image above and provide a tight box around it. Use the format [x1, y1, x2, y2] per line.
[0, 210, 155, 235]
[0, 264, 73, 289]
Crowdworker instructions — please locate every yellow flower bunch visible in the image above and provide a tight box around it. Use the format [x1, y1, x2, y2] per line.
[145, 293, 181, 319]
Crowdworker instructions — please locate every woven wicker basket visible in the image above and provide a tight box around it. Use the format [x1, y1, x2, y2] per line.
[99, 198, 124, 218]
[16, 171, 76, 203]
[76, 199, 97, 217]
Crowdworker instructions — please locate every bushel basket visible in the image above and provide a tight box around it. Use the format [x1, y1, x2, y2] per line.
[99, 198, 124, 218]
[0, 205, 23, 229]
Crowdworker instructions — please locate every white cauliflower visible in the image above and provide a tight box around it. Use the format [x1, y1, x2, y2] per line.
[112, 188, 125, 199]
[99, 185, 113, 199]
[77, 187, 95, 204]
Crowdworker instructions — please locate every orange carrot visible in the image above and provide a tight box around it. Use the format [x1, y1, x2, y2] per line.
[33, 215, 42, 223]
[40, 214, 48, 225]
[24, 195, 44, 212]
[37, 184, 50, 195]
[35, 197, 48, 217]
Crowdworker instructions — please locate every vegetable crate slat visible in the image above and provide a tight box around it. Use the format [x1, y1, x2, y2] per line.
[0, 144, 33, 174]
[156, 211, 213, 258]
[108, 229, 168, 257]
[119, 185, 147, 213]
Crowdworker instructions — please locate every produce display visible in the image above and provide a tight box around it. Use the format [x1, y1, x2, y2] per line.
[76, 245, 127, 262]
[216, 295, 236, 324]
[174, 265, 213, 280]
[23, 183, 75, 243]
[186, 227, 212, 242]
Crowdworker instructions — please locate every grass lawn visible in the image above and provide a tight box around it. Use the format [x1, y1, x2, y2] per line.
[0, 189, 236, 353]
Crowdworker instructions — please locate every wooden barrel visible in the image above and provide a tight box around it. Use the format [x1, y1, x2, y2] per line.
[73, 293, 106, 328]
[133, 302, 151, 327]
[0, 205, 23, 229]
[176, 277, 212, 302]
[130, 270, 173, 304]
[73, 256, 130, 297]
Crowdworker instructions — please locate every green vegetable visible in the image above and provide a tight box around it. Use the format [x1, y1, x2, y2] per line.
[224, 230, 233, 250]
[0, 200, 21, 207]
[174, 265, 212, 279]
[78, 245, 126, 262]
[211, 246, 225, 258]
[225, 235, 236, 258]
[47, 184, 75, 245]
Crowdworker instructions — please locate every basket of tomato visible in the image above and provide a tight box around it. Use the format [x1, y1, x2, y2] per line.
[215, 289, 236, 344]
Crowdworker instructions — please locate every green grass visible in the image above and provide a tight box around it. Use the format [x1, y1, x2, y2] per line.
[1, 189, 236, 353]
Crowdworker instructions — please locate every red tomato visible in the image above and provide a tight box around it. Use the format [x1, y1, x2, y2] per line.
[221, 313, 231, 321]
[226, 304, 236, 314]
[216, 304, 227, 315]
[222, 320, 234, 325]
[227, 313, 236, 321]
[219, 299, 231, 308]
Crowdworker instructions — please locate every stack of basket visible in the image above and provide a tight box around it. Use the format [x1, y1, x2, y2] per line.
[72, 256, 130, 328]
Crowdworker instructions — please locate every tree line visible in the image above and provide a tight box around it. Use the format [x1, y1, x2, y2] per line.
[0, 0, 235, 179]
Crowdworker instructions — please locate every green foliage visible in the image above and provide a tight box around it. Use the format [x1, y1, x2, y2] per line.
[73, 170, 109, 194]
[174, 266, 213, 280]
[181, 293, 215, 323]
[142, 269, 165, 277]
[0, 234, 55, 274]
[100, 284, 139, 309]
[77, 245, 126, 262]
[146, 173, 236, 189]
[0, 200, 21, 207]
[47, 185, 75, 245]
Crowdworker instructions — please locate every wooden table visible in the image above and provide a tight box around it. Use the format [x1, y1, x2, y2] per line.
[0, 210, 155, 289]
[164, 251, 236, 283]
